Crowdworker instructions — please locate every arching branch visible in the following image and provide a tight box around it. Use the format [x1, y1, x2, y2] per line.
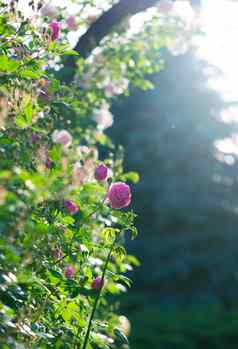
[62, 0, 162, 82]
[61, 0, 200, 82]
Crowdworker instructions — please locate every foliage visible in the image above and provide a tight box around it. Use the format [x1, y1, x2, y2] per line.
[0, 0, 197, 348]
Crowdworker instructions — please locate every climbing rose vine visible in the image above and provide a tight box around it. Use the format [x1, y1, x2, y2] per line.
[0, 0, 199, 348]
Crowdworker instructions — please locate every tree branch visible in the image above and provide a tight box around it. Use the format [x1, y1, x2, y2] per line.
[61, 0, 162, 82]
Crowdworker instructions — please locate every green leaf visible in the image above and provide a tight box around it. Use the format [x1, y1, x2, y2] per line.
[62, 50, 79, 56]
[120, 171, 140, 184]
[0, 55, 20, 73]
[19, 69, 43, 79]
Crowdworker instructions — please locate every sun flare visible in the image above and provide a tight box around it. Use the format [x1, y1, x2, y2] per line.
[196, 0, 238, 102]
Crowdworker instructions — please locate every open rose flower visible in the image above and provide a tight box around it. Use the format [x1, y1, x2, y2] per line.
[66, 15, 78, 31]
[49, 21, 60, 41]
[64, 266, 75, 278]
[107, 182, 131, 209]
[91, 276, 104, 290]
[64, 200, 79, 215]
[95, 163, 108, 181]
[52, 130, 72, 148]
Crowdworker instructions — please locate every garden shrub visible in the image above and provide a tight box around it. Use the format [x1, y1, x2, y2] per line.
[0, 1, 198, 348]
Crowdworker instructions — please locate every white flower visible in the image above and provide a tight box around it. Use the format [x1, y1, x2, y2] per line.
[92, 104, 114, 130]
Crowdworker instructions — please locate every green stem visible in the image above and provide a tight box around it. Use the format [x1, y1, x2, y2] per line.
[79, 235, 117, 349]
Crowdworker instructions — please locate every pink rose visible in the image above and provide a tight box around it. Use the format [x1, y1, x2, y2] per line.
[95, 163, 108, 181]
[64, 266, 75, 278]
[49, 21, 60, 41]
[41, 3, 58, 18]
[92, 276, 104, 290]
[66, 16, 78, 31]
[52, 130, 72, 148]
[64, 200, 79, 215]
[107, 182, 131, 209]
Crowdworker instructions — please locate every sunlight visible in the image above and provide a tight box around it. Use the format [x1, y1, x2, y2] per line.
[196, 0, 238, 103]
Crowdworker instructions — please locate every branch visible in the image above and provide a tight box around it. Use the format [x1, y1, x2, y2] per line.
[61, 0, 162, 82]
[61, 0, 200, 82]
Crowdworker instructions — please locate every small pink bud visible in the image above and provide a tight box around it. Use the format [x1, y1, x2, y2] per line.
[66, 16, 78, 31]
[91, 276, 104, 290]
[107, 182, 131, 209]
[31, 133, 41, 144]
[95, 163, 108, 181]
[64, 265, 75, 278]
[64, 200, 79, 215]
[49, 21, 60, 41]
[46, 158, 54, 169]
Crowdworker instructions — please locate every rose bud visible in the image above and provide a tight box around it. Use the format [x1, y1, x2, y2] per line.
[91, 276, 104, 290]
[95, 162, 108, 181]
[31, 133, 41, 144]
[45, 158, 54, 169]
[64, 200, 79, 215]
[64, 265, 75, 279]
[107, 182, 131, 209]
[49, 21, 60, 41]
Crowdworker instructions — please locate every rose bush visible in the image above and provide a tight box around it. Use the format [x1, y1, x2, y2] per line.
[0, 0, 199, 348]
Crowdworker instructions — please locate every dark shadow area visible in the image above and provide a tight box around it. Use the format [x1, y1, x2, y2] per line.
[109, 49, 238, 348]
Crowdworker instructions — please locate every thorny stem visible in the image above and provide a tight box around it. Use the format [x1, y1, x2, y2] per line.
[77, 234, 118, 349]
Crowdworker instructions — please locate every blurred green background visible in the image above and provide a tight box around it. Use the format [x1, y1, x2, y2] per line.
[110, 50, 238, 348]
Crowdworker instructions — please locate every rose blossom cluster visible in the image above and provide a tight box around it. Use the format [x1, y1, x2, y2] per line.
[41, 2, 79, 44]
[72, 146, 99, 185]
[96, 64, 129, 98]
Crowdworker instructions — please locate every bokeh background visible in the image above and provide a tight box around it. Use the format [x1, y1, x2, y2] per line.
[109, 1, 238, 348]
